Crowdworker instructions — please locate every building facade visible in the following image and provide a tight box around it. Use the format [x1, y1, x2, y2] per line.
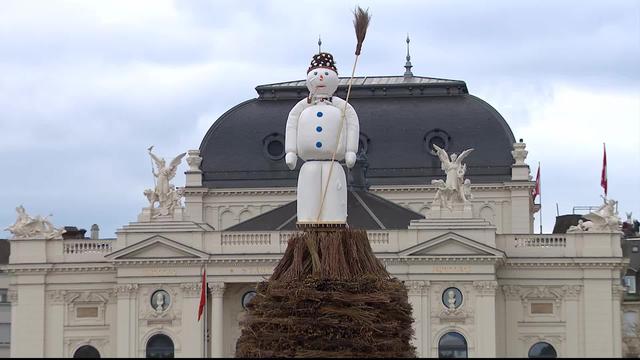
[7, 73, 627, 358]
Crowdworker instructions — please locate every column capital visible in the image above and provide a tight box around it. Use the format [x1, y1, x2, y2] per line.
[405, 280, 430, 296]
[180, 282, 202, 298]
[210, 282, 225, 298]
[473, 281, 498, 295]
[46, 290, 67, 304]
[561, 284, 583, 300]
[114, 284, 139, 299]
[612, 283, 625, 301]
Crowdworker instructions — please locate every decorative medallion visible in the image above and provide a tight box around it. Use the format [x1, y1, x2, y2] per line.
[151, 289, 171, 313]
[442, 287, 463, 310]
[242, 290, 257, 310]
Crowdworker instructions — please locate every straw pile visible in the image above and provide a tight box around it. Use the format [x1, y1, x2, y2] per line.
[235, 228, 416, 358]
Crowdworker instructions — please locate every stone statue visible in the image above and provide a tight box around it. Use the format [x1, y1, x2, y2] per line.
[144, 147, 186, 218]
[567, 219, 594, 233]
[154, 292, 165, 312]
[5, 205, 66, 239]
[446, 290, 457, 309]
[431, 144, 474, 211]
[568, 195, 621, 233]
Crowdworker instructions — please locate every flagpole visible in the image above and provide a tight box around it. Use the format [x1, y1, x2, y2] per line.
[202, 263, 206, 358]
[205, 261, 208, 358]
[538, 161, 542, 234]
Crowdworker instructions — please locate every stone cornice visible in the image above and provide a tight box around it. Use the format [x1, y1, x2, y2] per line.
[381, 255, 505, 265]
[202, 188, 296, 197]
[370, 182, 534, 193]
[6, 255, 623, 272]
[504, 258, 626, 269]
[6, 263, 115, 274]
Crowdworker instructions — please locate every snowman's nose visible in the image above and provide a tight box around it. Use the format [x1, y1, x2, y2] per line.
[319, 74, 324, 81]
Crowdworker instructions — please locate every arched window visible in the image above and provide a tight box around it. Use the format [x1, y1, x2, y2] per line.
[528, 342, 557, 358]
[73, 345, 100, 358]
[146, 334, 175, 358]
[438, 331, 468, 358]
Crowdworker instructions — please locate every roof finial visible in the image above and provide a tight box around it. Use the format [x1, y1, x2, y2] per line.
[404, 33, 413, 78]
[318, 35, 322, 54]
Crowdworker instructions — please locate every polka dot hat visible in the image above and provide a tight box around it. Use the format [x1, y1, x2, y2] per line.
[307, 52, 338, 74]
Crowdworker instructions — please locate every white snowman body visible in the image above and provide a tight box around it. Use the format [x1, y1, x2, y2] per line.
[284, 54, 360, 225]
[296, 101, 346, 161]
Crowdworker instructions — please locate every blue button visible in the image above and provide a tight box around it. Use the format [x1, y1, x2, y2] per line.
[316, 126, 322, 132]
[316, 111, 323, 117]
[315, 141, 322, 148]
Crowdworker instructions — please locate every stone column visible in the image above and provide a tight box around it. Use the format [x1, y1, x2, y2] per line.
[210, 283, 226, 357]
[115, 284, 138, 358]
[11, 276, 46, 358]
[562, 285, 582, 357]
[501, 285, 521, 357]
[612, 283, 625, 358]
[45, 290, 66, 357]
[405, 280, 430, 357]
[474, 281, 498, 357]
[181, 282, 205, 358]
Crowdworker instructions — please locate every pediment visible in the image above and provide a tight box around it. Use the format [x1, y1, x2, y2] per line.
[107, 236, 208, 260]
[400, 232, 505, 257]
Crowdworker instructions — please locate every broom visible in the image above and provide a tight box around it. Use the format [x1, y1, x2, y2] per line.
[315, 6, 371, 224]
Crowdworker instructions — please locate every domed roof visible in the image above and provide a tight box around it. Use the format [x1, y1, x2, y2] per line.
[199, 75, 516, 188]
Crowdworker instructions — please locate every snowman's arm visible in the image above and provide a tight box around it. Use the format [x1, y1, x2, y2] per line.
[332, 97, 360, 154]
[285, 99, 309, 155]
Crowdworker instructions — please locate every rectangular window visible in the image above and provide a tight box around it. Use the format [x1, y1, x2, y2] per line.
[0, 323, 10, 345]
[0, 290, 7, 304]
[625, 276, 637, 294]
[531, 303, 554, 314]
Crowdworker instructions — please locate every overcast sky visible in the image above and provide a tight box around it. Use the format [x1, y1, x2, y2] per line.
[1, 0, 639, 238]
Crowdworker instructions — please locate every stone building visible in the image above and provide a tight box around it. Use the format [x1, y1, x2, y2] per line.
[7, 68, 626, 358]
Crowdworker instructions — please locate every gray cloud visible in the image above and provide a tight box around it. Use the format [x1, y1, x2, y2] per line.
[0, 0, 638, 236]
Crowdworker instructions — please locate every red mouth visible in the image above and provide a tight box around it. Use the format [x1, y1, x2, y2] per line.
[317, 85, 325, 88]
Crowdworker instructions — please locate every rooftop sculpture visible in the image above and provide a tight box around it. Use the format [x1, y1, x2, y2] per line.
[430, 144, 474, 217]
[5, 205, 65, 239]
[144, 147, 186, 219]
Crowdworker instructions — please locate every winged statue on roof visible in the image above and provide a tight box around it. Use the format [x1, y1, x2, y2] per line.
[431, 144, 474, 210]
[144, 146, 186, 218]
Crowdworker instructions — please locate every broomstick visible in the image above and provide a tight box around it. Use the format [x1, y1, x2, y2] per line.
[315, 6, 371, 223]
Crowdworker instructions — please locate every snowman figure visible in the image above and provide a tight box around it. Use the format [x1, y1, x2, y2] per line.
[285, 52, 359, 224]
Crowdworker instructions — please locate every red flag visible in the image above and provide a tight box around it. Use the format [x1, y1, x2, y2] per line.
[601, 143, 608, 196]
[197, 267, 207, 321]
[531, 164, 541, 201]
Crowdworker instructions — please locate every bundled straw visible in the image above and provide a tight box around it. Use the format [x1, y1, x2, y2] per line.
[235, 229, 416, 358]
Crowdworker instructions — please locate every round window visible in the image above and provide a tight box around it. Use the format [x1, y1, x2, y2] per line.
[424, 129, 451, 156]
[442, 287, 463, 309]
[151, 289, 171, 312]
[242, 290, 257, 310]
[262, 133, 286, 160]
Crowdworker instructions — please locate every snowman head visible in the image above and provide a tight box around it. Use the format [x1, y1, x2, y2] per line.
[306, 52, 339, 98]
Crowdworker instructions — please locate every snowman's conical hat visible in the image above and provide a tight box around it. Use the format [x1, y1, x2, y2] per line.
[307, 52, 338, 74]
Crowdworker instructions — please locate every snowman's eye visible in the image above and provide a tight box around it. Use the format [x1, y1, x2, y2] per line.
[324, 71, 329, 76]
[313, 71, 317, 75]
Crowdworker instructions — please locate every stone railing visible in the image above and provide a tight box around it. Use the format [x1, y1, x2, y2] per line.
[496, 232, 622, 257]
[222, 233, 271, 246]
[513, 235, 566, 248]
[61, 239, 115, 261]
[215, 230, 394, 253]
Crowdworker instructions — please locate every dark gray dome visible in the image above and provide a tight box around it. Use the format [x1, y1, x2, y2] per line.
[199, 75, 516, 188]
